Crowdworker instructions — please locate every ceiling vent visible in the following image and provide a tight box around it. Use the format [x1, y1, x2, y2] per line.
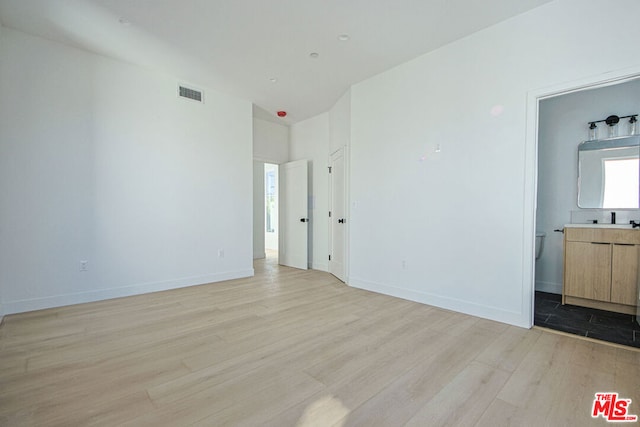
[178, 85, 203, 103]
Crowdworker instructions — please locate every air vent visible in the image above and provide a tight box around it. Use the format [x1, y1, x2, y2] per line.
[178, 85, 203, 103]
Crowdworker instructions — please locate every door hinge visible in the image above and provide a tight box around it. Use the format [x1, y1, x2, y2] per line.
[329, 255, 331, 261]
[328, 166, 332, 173]
[329, 211, 332, 217]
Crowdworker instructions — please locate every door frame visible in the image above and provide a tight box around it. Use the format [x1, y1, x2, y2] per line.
[328, 146, 350, 283]
[524, 66, 640, 328]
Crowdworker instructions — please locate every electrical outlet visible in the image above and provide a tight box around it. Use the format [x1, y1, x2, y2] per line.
[218, 249, 224, 258]
[401, 260, 407, 270]
[80, 260, 88, 272]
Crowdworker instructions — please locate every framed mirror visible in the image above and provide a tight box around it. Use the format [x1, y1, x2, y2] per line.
[578, 135, 640, 208]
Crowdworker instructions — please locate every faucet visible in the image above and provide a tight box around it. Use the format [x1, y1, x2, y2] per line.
[611, 211, 616, 224]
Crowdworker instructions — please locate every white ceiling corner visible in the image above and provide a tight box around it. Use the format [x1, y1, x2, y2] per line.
[0, 0, 553, 124]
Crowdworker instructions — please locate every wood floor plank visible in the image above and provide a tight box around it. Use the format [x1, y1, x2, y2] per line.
[1, 255, 638, 426]
[403, 361, 511, 427]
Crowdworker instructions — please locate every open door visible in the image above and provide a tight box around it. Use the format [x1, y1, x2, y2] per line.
[280, 159, 309, 270]
[329, 148, 346, 282]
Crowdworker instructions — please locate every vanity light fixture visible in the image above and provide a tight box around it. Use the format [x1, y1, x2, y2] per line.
[587, 114, 638, 140]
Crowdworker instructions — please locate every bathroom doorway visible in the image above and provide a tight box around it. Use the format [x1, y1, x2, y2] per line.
[265, 163, 279, 260]
[533, 76, 640, 348]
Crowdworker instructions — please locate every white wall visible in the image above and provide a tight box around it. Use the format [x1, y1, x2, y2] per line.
[290, 113, 330, 270]
[536, 79, 640, 294]
[0, 28, 254, 314]
[253, 118, 289, 164]
[349, 0, 640, 327]
[329, 90, 351, 154]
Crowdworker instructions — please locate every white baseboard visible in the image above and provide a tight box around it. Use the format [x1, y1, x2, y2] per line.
[4, 268, 254, 315]
[535, 280, 562, 294]
[253, 251, 266, 259]
[349, 277, 528, 328]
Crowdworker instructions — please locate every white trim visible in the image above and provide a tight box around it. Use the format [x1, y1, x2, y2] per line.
[3, 269, 254, 315]
[523, 65, 640, 329]
[349, 277, 527, 328]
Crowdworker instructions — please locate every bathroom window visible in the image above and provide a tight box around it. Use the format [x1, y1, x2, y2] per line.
[602, 157, 639, 208]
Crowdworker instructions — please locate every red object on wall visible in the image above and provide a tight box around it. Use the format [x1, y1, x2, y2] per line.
[277, 111, 287, 117]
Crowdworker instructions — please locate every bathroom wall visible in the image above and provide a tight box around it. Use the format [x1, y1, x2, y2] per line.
[536, 79, 640, 293]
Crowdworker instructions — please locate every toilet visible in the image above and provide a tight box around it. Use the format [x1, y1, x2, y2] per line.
[535, 232, 546, 260]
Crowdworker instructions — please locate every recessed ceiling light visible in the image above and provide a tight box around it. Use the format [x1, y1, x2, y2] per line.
[337, 34, 350, 41]
[309, 52, 319, 59]
[118, 17, 131, 25]
[269, 78, 278, 83]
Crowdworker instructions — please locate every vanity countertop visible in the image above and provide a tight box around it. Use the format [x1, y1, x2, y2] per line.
[564, 223, 639, 229]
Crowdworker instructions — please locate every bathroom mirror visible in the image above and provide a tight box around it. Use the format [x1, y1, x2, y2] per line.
[578, 135, 640, 208]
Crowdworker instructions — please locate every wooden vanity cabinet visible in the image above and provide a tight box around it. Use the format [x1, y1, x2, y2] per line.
[563, 227, 639, 315]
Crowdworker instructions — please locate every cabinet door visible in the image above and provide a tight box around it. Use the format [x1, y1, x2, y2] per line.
[611, 244, 638, 306]
[564, 241, 611, 301]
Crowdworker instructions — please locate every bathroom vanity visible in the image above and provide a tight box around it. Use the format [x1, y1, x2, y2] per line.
[563, 225, 639, 315]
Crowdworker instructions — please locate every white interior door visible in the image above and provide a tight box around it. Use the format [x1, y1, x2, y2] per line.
[329, 148, 346, 282]
[280, 159, 308, 270]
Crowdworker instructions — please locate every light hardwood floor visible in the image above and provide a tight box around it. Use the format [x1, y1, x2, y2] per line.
[1, 256, 638, 426]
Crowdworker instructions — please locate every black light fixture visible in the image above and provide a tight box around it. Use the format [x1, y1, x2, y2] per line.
[629, 116, 638, 135]
[588, 114, 638, 140]
[588, 121, 598, 140]
[606, 115, 620, 137]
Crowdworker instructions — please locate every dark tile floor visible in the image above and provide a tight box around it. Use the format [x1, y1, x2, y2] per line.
[534, 291, 640, 348]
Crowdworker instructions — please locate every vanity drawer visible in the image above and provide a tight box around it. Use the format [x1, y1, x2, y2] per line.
[565, 227, 640, 245]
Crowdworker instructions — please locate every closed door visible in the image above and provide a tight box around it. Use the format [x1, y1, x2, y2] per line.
[329, 148, 346, 282]
[279, 159, 308, 270]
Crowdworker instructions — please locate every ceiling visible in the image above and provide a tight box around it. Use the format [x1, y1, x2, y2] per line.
[0, 0, 552, 124]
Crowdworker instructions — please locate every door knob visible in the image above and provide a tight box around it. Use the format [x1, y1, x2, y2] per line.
[300, 218, 309, 222]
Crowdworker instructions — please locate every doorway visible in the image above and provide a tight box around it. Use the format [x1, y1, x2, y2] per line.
[264, 163, 279, 260]
[532, 76, 640, 347]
